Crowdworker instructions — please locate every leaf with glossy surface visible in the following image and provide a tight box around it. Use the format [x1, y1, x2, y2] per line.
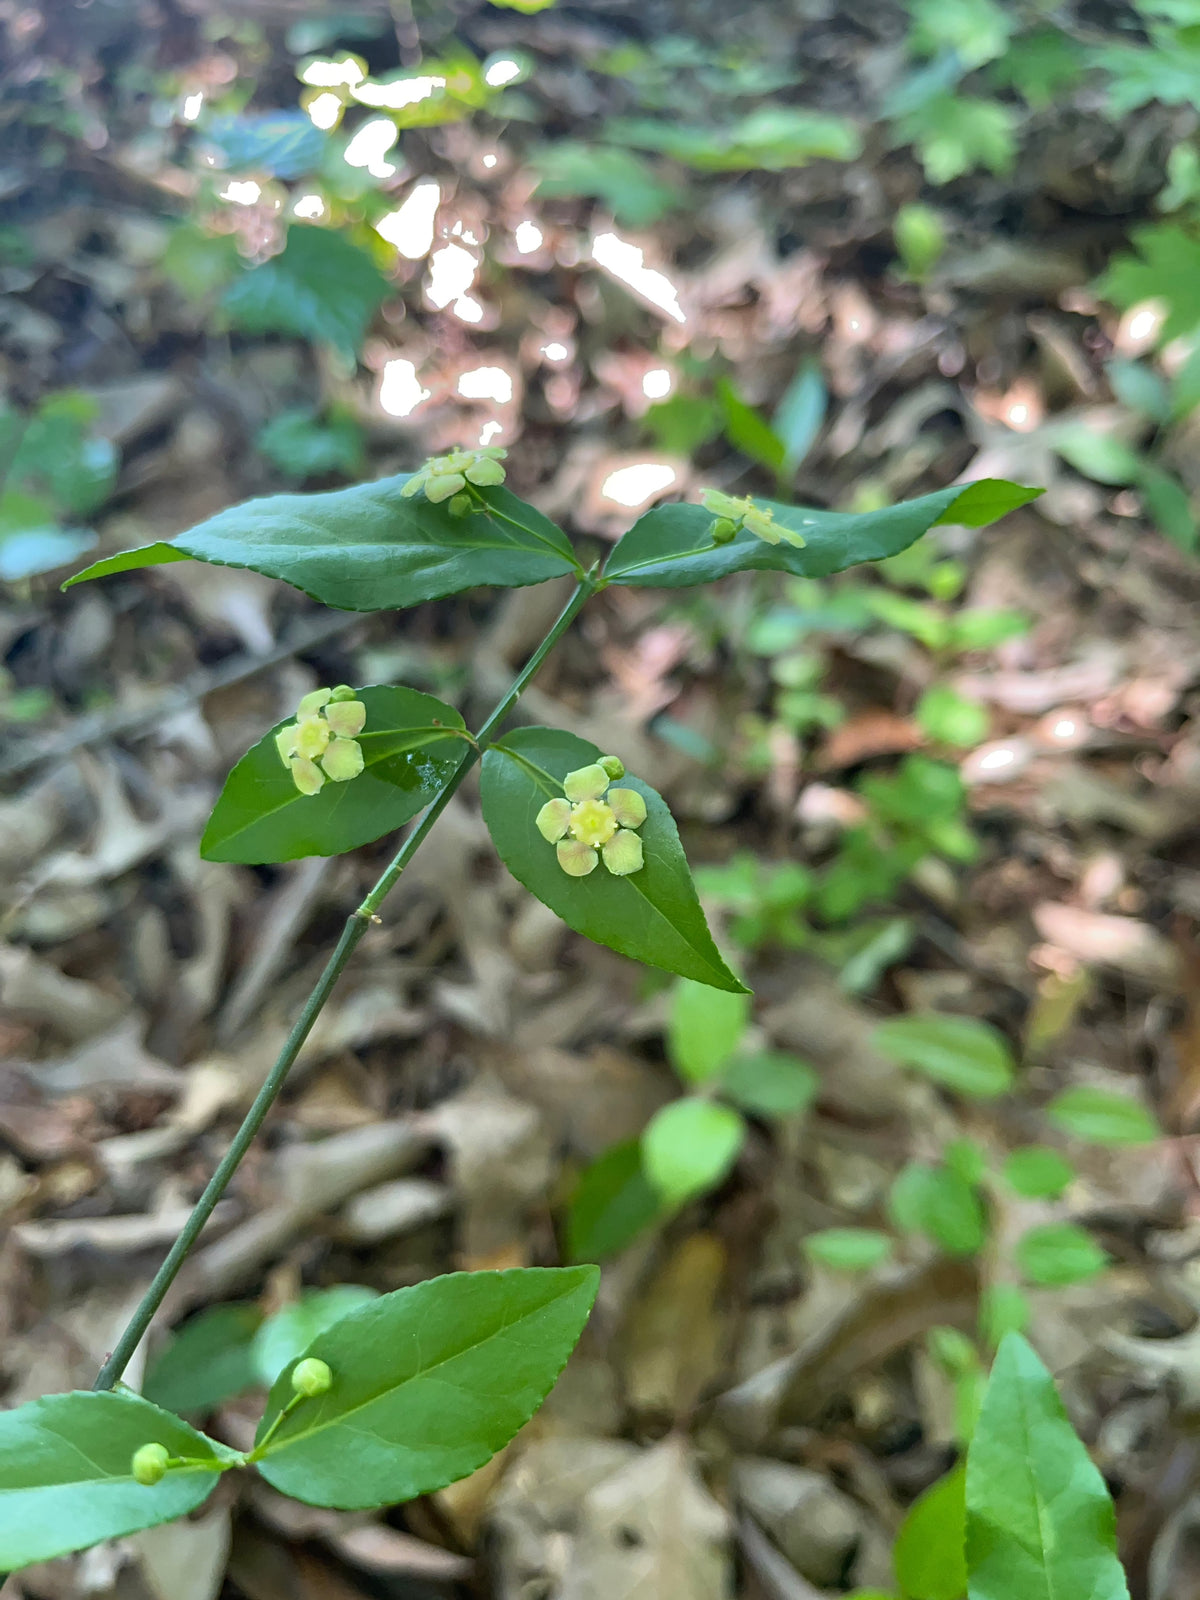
[568, 1139, 664, 1261]
[965, 1333, 1129, 1600]
[0, 1391, 233, 1570]
[872, 1014, 1015, 1100]
[668, 978, 749, 1084]
[254, 1266, 599, 1508]
[143, 1303, 263, 1414]
[480, 728, 746, 992]
[66, 479, 580, 610]
[641, 1097, 745, 1206]
[603, 481, 1042, 589]
[223, 225, 389, 358]
[253, 1286, 379, 1385]
[201, 687, 467, 864]
[895, 1464, 968, 1600]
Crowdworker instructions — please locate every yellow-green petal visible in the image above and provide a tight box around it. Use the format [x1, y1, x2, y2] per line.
[465, 457, 506, 486]
[536, 798, 572, 842]
[603, 829, 644, 876]
[275, 724, 298, 767]
[564, 763, 610, 802]
[424, 471, 468, 504]
[293, 715, 332, 760]
[700, 488, 746, 519]
[557, 838, 599, 876]
[297, 687, 332, 716]
[325, 699, 366, 738]
[607, 788, 647, 829]
[569, 798, 618, 848]
[321, 738, 364, 782]
[290, 756, 325, 795]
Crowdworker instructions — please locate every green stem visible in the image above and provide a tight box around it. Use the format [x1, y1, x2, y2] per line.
[93, 575, 595, 1393]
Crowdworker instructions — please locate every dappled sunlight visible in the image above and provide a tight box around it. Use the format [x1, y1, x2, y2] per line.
[378, 358, 430, 418]
[343, 118, 398, 178]
[301, 57, 364, 89]
[600, 461, 679, 508]
[375, 180, 441, 259]
[305, 92, 343, 131]
[458, 366, 514, 404]
[514, 220, 544, 254]
[591, 232, 686, 323]
[427, 242, 478, 309]
[354, 75, 446, 111]
[219, 179, 262, 206]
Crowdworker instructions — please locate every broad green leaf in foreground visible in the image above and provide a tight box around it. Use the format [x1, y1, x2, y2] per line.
[480, 728, 747, 992]
[894, 1463, 968, 1600]
[201, 687, 467, 864]
[254, 1266, 599, 1508]
[252, 1285, 379, 1385]
[603, 480, 1041, 590]
[143, 1302, 263, 1414]
[965, 1333, 1129, 1600]
[65, 479, 580, 612]
[872, 1013, 1015, 1100]
[641, 1097, 746, 1206]
[0, 1390, 234, 1570]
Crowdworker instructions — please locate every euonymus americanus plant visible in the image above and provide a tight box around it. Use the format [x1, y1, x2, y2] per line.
[0, 454, 1039, 1571]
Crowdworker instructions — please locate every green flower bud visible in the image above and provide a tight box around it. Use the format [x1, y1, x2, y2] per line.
[598, 754, 625, 780]
[602, 829, 644, 876]
[607, 788, 647, 829]
[709, 517, 738, 545]
[329, 684, 357, 703]
[131, 1442, 170, 1486]
[297, 688, 332, 717]
[320, 737, 364, 783]
[557, 838, 599, 876]
[447, 492, 473, 517]
[563, 764, 609, 803]
[324, 699, 366, 738]
[292, 1357, 333, 1398]
[536, 797, 572, 842]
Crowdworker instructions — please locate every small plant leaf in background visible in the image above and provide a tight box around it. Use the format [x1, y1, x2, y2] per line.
[143, 1303, 264, 1414]
[1096, 221, 1200, 345]
[603, 481, 1042, 590]
[965, 1333, 1129, 1600]
[201, 687, 468, 864]
[895, 201, 947, 279]
[480, 728, 747, 992]
[0, 393, 117, 580]
[890, 1162, 987, 1257]
[567, 1139, 664, 1262]
[223, 224, 390, 359]
[719, 1051, 818, 1116]
[257, 407, 366, 480]
[1002, 1147, 1075, 1200]
[804, 1228, 893, 1272]
[67, 478, 580, 610]
[896, 94, 1016, 183]
[668, 978, 750, 1083]
[980, 1285, 1031, 1349]
[872, 1014, 1015, 1100]
[254, 1267, 599, 1508]
[641, 1097, 746, 1207]
[894, 1464, 968, 1600]
[1016, 1222, 1108, 1288]
[532, 144, 679, 227]
[772, 360, 827, 477]
[1046, 1086, 1159, 1146]
[916, 684, 990, 747]
[0, 1391, 234, 1570]
[717, 378, 786, 475]
[252, 1285, 379, 1385]
[203, 110, 328, 179]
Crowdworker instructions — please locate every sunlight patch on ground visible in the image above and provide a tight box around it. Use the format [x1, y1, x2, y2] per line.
[591, 232, 685, 323]
[375, 181, 440, 259]
[601, 462, 678, 508]
[379, 359, 430, 418]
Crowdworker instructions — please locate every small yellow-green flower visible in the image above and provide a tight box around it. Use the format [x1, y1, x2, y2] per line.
[535, 758, 647, 878]
[700, 487, 805, 549]
[276, 685, 367, 795]
[401, 447, 508, 505]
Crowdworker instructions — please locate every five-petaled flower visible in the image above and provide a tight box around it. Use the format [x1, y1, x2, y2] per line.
[536, 759, 647, 877]
[401, 447, 507, 505]
[700, 487, 806, 549]
[276, 686, 367, 796]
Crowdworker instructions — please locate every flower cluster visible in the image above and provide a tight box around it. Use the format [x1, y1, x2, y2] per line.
[276, 686, 367, 796]
[536, 756, 647, 877]
[401, 446, 507, 505]
[700, 487, 806, 549]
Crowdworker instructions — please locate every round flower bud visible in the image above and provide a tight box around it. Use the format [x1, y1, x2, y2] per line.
[447, 492, 473, 518]
[324, 699, 366, 738]
[321, 738, 364, 783]
[709, 517, 738, 545]
[297, 688, 332, 717]
[131, 1442, 170, 1486]
[563, 764, 610, 803]
[598, 755, 625, 780]
[536, 798, 572, 842]
[607, 788, 647, 829]
[603, 829, 644, 876]
[329, 684, 357, 703]
[292, 1357, 333, 1398]
[557, 838, 599, 876]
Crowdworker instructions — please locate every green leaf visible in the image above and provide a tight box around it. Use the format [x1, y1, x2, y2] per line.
[897, 94, 1016, 183]
[641, 1097, 746, 1205]
[719, 1050, 818, 1116]
[480, 727, 746, 992]
[254, 1266, 599, 1508]
[1096, 222, 1200, 344]
[890, 1163, 987, 1257]
[223, 224, 390, 358]
[1138, 462, 1196, 552]
[1045, 1086, 1159, 1146]
[253, 1286, 379, 1384]
[979, 1285, 1030, 1349]
[162, 224, 241, 300]
[965, 1333, 1129, 1600]
[872, 1015, 1015, 1100]
[908, 0, 1011, 67]
[1106, 359, 1171, 422]
[773, 361, 827, 475]
[567, 1139, 664, 1261]
[1002, 1147, 1075, 1201]
[804, 1228, 893, 1272]
[668, 978, 750, 1083]
[717, 379, 785, 474]
[201, 686, 467, 864]
[895, 202, 947, 279]
[895, 1465, 968, 1600]
[532, 143, 679, 226]
[1051, 423, 1143, 487]
[917, 685, 989, 748]
[603, 481, 1042, 590]
[204, 111, 327, 179]
[608, 107, 861, 170]
[143, 1303, 263, 1413]
[1015, 1223, 1108, 1288]
[257, 407, 366, 480]
[66, 479, 580, 610]
[0, 1390, 233, 1570]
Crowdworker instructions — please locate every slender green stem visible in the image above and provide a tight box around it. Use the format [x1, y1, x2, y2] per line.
[93, 575, 595, 1392]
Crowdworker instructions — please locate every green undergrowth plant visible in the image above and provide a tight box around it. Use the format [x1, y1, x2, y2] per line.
[0, 452, 1038, 1571]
